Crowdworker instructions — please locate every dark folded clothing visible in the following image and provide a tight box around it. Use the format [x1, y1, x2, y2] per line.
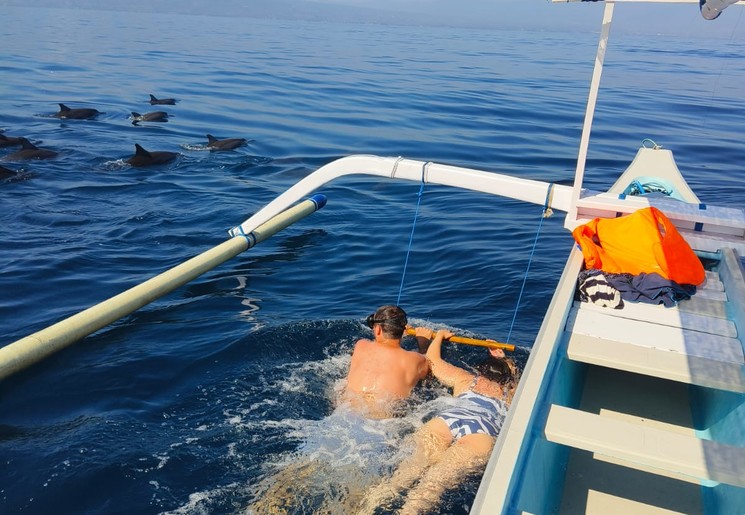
[611, 271, 696, 307]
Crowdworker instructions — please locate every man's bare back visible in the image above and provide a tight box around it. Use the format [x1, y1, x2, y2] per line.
[343, 338, 428, 417]
[340, 306, 430, 419]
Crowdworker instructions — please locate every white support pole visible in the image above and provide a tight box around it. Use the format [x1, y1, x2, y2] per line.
[565, 2, 615, 229]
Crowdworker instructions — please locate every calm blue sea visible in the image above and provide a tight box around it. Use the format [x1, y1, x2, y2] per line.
[1, 5, 744, 515]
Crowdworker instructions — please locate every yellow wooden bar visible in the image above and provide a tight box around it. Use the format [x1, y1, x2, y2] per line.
[405, 328, 515, 352]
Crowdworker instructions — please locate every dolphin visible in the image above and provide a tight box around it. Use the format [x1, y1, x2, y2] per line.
[3, 138, 57, 160]
[126, 143, 179, 167]
[149, 94, 177, 105]
[206, 134, 247, 151]
[53, 103, 100, 120]
[0, 164, 19, 180]
[131, 111, 169, 125]
[0, 133, 24, 147]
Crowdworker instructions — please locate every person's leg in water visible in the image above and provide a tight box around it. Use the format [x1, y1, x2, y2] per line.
[398, 432, 493, 515]
[249, 458, 378, 515]
[246, 459, 327, 514]
[249, 408, 400, 514]
[356, 417, 451, 514]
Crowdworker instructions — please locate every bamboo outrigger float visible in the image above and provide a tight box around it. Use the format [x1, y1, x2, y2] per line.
[0, 195, 328, 381]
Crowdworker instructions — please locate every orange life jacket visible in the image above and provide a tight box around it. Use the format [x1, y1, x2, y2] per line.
[572, 206, 705, 286]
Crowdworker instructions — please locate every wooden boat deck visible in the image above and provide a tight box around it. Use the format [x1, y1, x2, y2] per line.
[557, 367, 704, 515]
[543, 248, 745, 514]
[565, 265, 744, 393]
[549, 367, 703, 515]
[565, 248, 745, 394]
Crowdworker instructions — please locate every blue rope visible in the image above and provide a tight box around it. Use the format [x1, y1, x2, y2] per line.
[396, 163, 429, 306]
[506, 183, 553, 344]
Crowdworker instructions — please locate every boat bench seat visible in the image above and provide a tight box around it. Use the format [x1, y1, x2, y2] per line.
[574, 193, 745, 254]
[544, 404, 745, 488]
[566, 248, 745, 393]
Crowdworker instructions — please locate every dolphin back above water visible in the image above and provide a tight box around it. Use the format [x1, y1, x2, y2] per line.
[53, 103, 100, 120]
[131, 111, 169, 125]
[206, 134, 247, 151]
[0, 164, 19, 179]
[126, 143, 178, 167]
[0, 133, 24, 147]
[3, 138, 58, 160]
[149, 94, 176, 105]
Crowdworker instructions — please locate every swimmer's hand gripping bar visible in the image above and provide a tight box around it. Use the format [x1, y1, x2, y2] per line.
[405, 328, 515, 352]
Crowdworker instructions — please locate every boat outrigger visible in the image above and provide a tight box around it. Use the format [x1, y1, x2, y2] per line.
[1, 1, 743, 514]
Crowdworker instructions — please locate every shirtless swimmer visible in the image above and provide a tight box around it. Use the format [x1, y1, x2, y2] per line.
[341, 305, 430, 419]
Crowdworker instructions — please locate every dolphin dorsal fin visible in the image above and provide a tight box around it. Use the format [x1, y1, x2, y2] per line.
[131, 112, 141, 117]
[134, 144, 151, 157]
[20, 138, 37, 150]
[207, 134, 218, 143]
[58, 103, 70, 112]
[149, 95, 157, 101]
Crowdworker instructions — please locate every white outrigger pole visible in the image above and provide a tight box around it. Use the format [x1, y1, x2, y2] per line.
[229, 155, 575, 238]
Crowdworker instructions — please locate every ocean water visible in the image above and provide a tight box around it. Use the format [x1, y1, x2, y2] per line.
[1, 5, 744, 515]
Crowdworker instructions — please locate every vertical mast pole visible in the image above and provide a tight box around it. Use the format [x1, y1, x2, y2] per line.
[566, 2, 615, 228]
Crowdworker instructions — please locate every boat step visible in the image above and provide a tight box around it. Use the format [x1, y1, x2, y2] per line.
[701, 269, 723, 292]
[565, 330, 745, 393]
[719, 247, 745, 339]
[575, 192, 745, 231]
[566, 306, 743, 361]
[568, 489, 699, 515]
[586, 410, 704, 485]
[571, 300, 734, 335]
[681, 228, 745, 256]
[692, 285, 727, 301]
[544, 404, 745, 488]
[677, 295, 728, 318]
